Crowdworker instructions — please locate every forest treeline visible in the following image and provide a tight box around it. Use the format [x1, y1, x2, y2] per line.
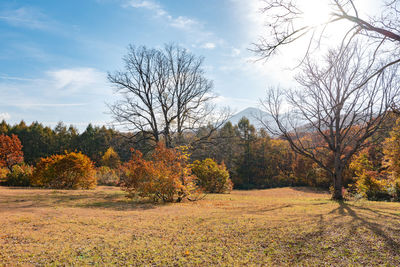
[0, 117, 329, 190]
[0, 120, 134, 165]
[2, 112, 400, 201]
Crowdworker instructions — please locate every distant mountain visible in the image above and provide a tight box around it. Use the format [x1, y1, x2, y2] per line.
[228, 107, 276, 131]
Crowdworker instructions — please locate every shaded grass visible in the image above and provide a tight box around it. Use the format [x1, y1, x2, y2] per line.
[1, 186, 399, 265]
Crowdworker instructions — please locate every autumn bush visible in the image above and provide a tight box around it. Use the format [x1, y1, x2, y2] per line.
[354, 171, 391, 201]
[96, 166, 120, 186]
[191, 158, 233, 193]
[31, 152, 96, 189]
[5, 164, 34, 187]
[0, 167, 9, 184]
[120, 143, 199, 203]
[0, 134, 24, 170]
[349, 149, 396, 200]
[101, 147, 121, 169]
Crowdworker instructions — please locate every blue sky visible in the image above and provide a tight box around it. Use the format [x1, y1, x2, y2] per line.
[1, 0, 284, 130]
[0, 0, 378, 130]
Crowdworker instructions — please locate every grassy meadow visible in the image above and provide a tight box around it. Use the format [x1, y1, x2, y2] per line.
[1, 186, 400, 266]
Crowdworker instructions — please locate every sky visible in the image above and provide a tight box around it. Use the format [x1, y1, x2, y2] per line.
[0, 0, 378, 131]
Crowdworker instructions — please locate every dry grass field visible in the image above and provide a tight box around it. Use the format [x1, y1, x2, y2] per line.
[1, 186, 400, 266]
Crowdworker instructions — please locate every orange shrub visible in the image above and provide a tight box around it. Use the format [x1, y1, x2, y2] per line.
[120, 143, 199, 202]
[31, 152, 96, 189]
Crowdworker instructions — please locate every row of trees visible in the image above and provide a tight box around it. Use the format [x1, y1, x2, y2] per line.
[208, 115, 400, 200]
[0, 117, 300, 190]
[0, 120, 135, 165]
[0, 132, 233, 202]
[3, 113, 400, 201]
[193, 117, 336, 189]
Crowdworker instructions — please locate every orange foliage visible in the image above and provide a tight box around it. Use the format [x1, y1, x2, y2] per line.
[0, 134, 24, 170]
[120, 143, 199, 202]
[31, 152, 96, 189]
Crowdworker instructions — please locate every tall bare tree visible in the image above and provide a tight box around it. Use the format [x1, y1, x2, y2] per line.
[253, 0, 400, 86]
[108, 44, 217, 148]
[261, 44, 400, 200]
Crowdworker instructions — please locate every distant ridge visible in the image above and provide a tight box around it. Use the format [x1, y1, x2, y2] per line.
[228, 107, 274, 130]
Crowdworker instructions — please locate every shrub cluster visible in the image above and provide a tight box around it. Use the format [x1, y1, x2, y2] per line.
[5, 164, 34, 187]
[0, 167, 8, 183]
[350, 145, 400, 201]
[96, 166, 120, 186]
[120, 143, 199, 203]
[31, 152, 96, 189]
[355, 171, 392, 201]
[191, 158, 233, 193]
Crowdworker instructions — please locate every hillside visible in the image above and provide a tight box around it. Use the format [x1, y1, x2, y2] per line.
[228, 107, 277, 132]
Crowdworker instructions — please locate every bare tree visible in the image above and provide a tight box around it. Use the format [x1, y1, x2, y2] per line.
[261, 44, 400, 200]
[253, 0, 400, 84]
[164, 45, 215, 145]
[108, 44, 218, 148]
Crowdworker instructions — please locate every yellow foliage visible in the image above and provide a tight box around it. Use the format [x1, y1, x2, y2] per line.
[0, 167, 9, 183]
[31, 152, 96, 189]
[101, 147, 121, 169]
[191, 158, 233, 193]
[384, 118, 400, 180]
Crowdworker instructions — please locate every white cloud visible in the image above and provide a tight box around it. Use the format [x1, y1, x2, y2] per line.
[0, 67, 116, 130]
[0, 75, 44, 82]
[125, 0, 199, 30]
[0, 112, 11, 121]
[0, 7, 50, 30]
[169, 16, 198, 29]
[127, 0, 160, 10]
[201, 42, 216, 49]
[46, 67, 106, 94]
[0, 67, 112, 109]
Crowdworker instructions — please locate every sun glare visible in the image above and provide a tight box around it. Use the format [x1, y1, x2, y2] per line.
[300, 0, 332, 27]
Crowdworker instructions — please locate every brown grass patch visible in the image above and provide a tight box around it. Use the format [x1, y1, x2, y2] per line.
[1, 186, 399, 265]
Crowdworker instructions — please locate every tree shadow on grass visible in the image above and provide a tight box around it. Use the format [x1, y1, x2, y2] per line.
[339, 202, 400, 252]
[346, 203, 400, 219]
[290, 186, 329, 195]
[240, 204, 294, 215]
[0, 190, 158, 212]
[78, 199, 157, 211]
[262, 201, 400, 265]
[327, 201, 400, 252]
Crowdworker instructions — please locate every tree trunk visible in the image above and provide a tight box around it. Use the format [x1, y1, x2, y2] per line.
[332, 170, 343, 200]
[163, 125, 172, 148]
